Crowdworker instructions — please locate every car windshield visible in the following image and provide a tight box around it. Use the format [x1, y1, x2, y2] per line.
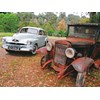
[68, 26, 98, 39]
[19, 28, 38, 34]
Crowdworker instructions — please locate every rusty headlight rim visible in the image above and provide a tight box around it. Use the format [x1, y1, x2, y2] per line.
[65, 47, 75, 58]
[46, 42, 52, 51]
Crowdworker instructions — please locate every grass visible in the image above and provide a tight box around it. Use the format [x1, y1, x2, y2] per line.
[0, 32, 13, 37]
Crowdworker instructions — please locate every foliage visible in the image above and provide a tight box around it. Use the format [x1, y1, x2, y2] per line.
[0, 13, 19, 32]
[0, 14, 5, 32]
[57, 30, 67, 37]
[0, 12, 93, 37]
[79, 17, 90, 23]
[67, 14, 81, 24]
[57, 19, 67, 31]
[0, 25, 4, 32]
[89, 12, 100, 23]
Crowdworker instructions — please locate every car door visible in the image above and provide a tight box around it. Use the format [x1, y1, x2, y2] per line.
[38, 30, 47, 47]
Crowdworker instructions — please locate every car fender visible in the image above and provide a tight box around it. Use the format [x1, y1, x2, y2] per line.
[71, 57, 94, 73]
[20, 39, 38, 45]
[2, 36, 12, 42]
[31, 39, 38, 45]
[36, 47, 48, 54]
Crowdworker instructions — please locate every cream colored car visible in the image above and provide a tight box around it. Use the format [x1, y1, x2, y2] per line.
[2, 27, 48, 54]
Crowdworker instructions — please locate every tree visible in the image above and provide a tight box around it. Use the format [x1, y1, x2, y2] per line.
[58, 12, 66, 20]
[17, 12, 33, 27]
[67, 14, 80, 24]
[89, 12, 100, 23]
[57, 19, 67, 37]
[58, 19, 67, 31]
[89, 12, 96, 23]
[2, 13, 19, 32]
[0, 13, 5, 32]
[79, 16, 90, 23]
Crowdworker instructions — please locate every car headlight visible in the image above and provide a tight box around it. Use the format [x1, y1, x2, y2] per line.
[65, 48, 75, 58]
[2, 38, 6, 43]
[27, 41, 32, 45]
[46, 42, 52, 51]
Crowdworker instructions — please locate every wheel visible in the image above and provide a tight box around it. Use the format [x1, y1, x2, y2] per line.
[41, 56, 47, 68]
[40, 55, 52, 69]
[31, 44, 38, 55]
[76, 72, 86, 87]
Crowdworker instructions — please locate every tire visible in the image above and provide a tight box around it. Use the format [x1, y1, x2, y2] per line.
[76, 72, 86, 87]
[31, 44, 38, 55]
[40, 55, 52, 69]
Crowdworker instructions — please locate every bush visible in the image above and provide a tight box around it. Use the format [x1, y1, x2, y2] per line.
[2, 13, 19, 32]
[48, 30, 55, 36]
[0, 25, 4, 32]
[57, 30, 67, 37]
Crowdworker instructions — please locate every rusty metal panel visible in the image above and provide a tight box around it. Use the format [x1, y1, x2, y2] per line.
[36, 47, 47, 54]
[71, 57, 94, 73]
[54, 44, 67, 65]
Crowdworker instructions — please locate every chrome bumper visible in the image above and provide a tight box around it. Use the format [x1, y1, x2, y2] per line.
[2, 44, 33, 52]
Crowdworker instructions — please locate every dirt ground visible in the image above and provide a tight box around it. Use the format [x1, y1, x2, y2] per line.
[0, 38, 100, 87]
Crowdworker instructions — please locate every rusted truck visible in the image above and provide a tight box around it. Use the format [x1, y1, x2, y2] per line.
[37, 23, 100, 86]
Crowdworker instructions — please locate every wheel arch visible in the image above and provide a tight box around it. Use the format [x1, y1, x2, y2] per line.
[71, 57, 94, 73]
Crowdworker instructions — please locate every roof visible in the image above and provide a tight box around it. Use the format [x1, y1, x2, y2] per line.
[68, 23, 100, 27]
[22, 26, 44, 30]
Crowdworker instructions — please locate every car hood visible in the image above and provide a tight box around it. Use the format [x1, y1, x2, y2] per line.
[56, 37, 95, 45]
[12, 33, 37, 40]
[3, 33, 37, 44]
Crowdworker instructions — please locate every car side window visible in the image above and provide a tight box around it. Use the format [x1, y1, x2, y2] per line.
[39, 30, 43, 35]
[43, 31, 47, 36]
[27, 28, 38, 34]
[39, 30, 42, 35]
[20, 28, 28, 33]
[39, 30, 47, 35]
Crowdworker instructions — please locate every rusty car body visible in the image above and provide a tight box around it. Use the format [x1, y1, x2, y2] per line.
[37, 23, 100, 86]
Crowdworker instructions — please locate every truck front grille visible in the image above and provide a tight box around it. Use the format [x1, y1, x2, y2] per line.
[54, 44, 67, 65]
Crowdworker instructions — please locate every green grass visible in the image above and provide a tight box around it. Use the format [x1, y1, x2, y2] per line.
[0, 32, 13, 46]
[0, 32, 13, 37]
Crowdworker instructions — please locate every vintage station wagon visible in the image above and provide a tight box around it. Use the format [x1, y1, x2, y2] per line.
[2, 27, 48, 54]
[38, 23, 100, 86]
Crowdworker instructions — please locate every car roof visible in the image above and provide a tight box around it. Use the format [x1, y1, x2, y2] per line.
[22, 26, 44, 31]
[68, 23, 100, 27]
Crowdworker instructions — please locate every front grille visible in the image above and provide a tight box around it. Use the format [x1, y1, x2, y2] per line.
[54, 44, 67, 65]
[6, 42, 25, 45]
